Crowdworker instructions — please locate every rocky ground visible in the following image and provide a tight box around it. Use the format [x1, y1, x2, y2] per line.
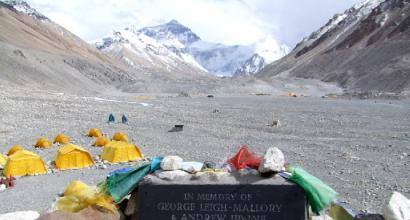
[0, 85, 409, 214]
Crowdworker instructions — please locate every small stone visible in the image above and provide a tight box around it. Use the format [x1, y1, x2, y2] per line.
[155, 170, 188, 180]
[99, 164, 107, 169]
[0, 184, 6, 191]
[160, 156, 183, 171]
[125, 191, 139, 216]
[258, 147, 285, 173]
[202, 161, 216, 170]
[239, 169, 259, 176]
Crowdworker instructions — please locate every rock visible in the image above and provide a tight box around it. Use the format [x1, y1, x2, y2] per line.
[312, 215, 334, 220]
[193, 171, 229, 181]
[354, 213, 385, 220]
[155, 170, 189, 180]
[182, 161, 203, 173]
[202, 161, 216, 170]
[160, 156, 183, 170]
[124, 191, 139, 216]
[258, 147, 285, 173]
[0, 211, 40, 220]
[383, 191, 410, 220]
[0, 184, 6, 191]
[239, 168, 259, 176]
[99, 164, 107, 170]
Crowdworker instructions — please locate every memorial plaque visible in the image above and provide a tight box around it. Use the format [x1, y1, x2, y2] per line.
[138, 184, 307, 220]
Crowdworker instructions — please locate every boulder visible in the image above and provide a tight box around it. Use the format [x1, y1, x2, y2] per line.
[155, 170, 189, 180]
[0, 211, 39, 220]
[160, 156, 183, 171]
[383, 191, 410, 220]
[258, 147, 285, 173]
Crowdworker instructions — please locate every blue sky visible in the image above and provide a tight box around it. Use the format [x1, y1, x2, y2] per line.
[27, 0, 361, 47]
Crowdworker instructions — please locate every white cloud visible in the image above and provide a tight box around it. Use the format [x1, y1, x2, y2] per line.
[27, 0, 361, 46]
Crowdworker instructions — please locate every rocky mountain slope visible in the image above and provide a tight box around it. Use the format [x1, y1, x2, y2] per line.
[0, 1, 224, 94]
[257, 0, 410, 96]
[95, 20, 289, 76]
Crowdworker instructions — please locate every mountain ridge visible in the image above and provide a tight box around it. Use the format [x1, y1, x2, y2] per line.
[94, 20, 289, 76]
[257, 0, 410, 96]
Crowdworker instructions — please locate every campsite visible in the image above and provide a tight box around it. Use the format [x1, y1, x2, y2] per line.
[0, 88, 409, 216]
[0, 0, 409, 219]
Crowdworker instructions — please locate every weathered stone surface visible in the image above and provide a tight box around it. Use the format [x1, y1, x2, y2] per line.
[137, 173, 307, 220]
[258, 147, 285, 173]
[354, 213, 385, 220]
[383, 191, 410, 220]
[160, 155, 183, 171]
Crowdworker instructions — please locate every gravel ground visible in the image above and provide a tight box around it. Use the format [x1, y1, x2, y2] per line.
[0, 87, 409, 214]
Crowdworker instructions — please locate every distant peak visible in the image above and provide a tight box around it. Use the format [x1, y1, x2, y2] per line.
[167, 19, 181, 25]
[2, 0, 49, 20]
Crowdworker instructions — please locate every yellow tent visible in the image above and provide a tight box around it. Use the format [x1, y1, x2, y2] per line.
[88, 128, 103, 138]
[288, 92, 298, 97]
[112, 132, 129, 142]
[101, 141, 143, 163]
[3, 150, 48, 177]
[7, 145, 24, 156]
[54, 133, 70, 144]
[0, 154, 7, 167]
[55, 144, 95, 170]
[93, 136, 110, 147]
[35, 137, 52, 149]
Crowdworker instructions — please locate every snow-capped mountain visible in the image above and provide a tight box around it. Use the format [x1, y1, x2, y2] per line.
[1, 0, 48, 20]
[234, 54, 266, 76]
[258, 0, 410, 94]
[95, 20, 207, 74]
[95, 20, 289, 76]
[0, 1, 223, 94]
[233, 36, 290, 76]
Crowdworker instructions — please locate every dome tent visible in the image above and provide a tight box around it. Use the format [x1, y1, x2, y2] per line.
[101, 141, 143, 163]
[88, 128, 103, 138]
[35, 137, 52, 149]
[0, 154, 7, 167]
[3, 150, 48, 177]
[54, 133, 70, 145]
[7, 145, 24, 156]
[55, 144, 95, 170]
[112, 132, 129, 142]
[92, 136, 110, 147]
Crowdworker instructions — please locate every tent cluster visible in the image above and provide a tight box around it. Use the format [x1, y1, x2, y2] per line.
[47, 145, 340, 219]
[1, 129, 144, 177]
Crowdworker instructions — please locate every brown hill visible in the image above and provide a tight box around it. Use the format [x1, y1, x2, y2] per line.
[0, 1, 218, 94]
[257, 0, 410, 97]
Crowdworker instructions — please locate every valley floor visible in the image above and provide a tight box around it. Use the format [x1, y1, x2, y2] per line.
[0, 87, 409, 214]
